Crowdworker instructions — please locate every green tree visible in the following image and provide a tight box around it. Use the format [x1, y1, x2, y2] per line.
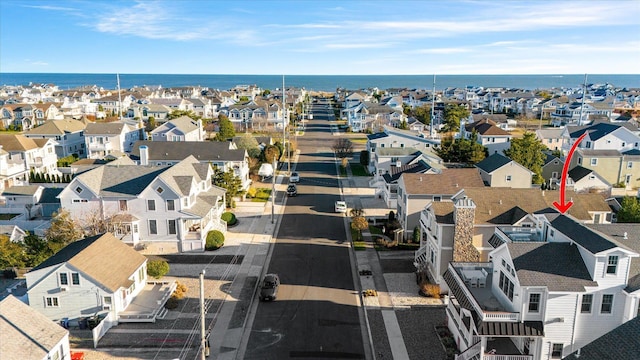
[435, 134, 486, 164]
[215, 114, 236, 141]
[412, 104, 432, 125]
[617, 196, 640, 223]
[168, 110, 200, 120]
[234, 133, 260, 152]
[441, 104, 469, 133]
[261, 145, 281, 164]
[44, 209, 84, 253]
[23, 233, 51, 266]
[0, 234, 26, 268]
[402, 103, 412, 115]
[239, 96, 249, 102]
[412, 226, 421, 243]
[213, 168, 243, 208]
[147, 260, 170, 279]
[503, 132, 547, 184]
[145, 116, 156, 132]
[262, 89, 271, 96]
[399, 120, 409, 130]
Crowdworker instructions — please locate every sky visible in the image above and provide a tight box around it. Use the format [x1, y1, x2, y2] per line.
[1, 0, 639, 75]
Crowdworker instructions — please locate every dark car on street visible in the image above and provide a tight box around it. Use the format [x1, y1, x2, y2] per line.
[260, 273, 280, 301]
[286, 184, 298, 196]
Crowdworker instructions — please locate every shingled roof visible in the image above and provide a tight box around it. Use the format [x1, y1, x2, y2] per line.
[550, 215, 633, 254]
[475, 153, 513, 174]
[563, 317, 640, 360]
[401, 169, 484, 195]
[131, 140, 245, 162]
[0, 295, 69, 360]
[31, 233, 146, 293]
[23, 119, 86, 135]
[508, 242, 597, 291]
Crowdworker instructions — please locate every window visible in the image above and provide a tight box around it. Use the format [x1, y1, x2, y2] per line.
[628, 161, 633, 169]
[601, 294, 613, 314]
[75, 186, 83, 194]
[505, 175, 512, 182]
[103, 296, 112, 306]
[168, 220, 177, 235]
[156, 186, 164, 194]
[499, 271, 514, 301]
[578, 157, 582, 165]
[133, 224, 138, 233]
[551, 171, 559, 179]
[528, 293, 540, 312]
[147, 200, 156, 211]
[607, 255, 618, 274]
[590, 158, 597, 166]
[59, 273, 68, 286]
[149, 220, 157, 235]
[45, 297, 59, 307]
[71, 273, 80, 285]
[581, 294, 593, 313]
[167, 199, 175, 211]
[551, 343, 563, 358]
[585, 141, 592, 148]
[119, 200, 127, 211]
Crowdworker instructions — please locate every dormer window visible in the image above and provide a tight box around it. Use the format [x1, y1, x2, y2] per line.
[75, 187, 83, 194]
[156, 186, 164, 194]
[606, 255, 618, 274]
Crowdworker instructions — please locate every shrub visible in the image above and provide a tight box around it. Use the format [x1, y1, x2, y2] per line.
[246, 187, 257, 198]
[147, 260, 170, 279]
[412, 226, 421, 243]
[205, 230, 225, 250]
[172, 282, 188, 300]
[420, 282, 441, 298]
[165, 296, 179, 310]
[221, 212, 237, 226]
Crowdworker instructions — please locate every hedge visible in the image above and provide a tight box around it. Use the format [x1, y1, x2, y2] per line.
[221, 212, 237, 226]
[147, 260, 170, 279]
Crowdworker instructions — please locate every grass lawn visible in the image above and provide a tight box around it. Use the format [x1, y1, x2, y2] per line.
[0, 214, 19, 220]
[350, 163, 370, 176]
[368, 225, 383, 235]
[339, 165, 347, 176]
[353, 241, 367, 251]
[350, 137, 368, 144]
[350, 226, 363, 241]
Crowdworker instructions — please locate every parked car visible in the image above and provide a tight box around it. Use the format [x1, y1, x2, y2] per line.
[289, 172, 300, 183]
[335, 201, 347, 213]
[260, 273, 280, 301]
[287, 184, 298, 197]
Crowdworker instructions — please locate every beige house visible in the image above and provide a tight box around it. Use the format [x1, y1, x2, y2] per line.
[570, 149, 640, 189]
[396, 170, 484, 240]
[475, 153, 533, 188]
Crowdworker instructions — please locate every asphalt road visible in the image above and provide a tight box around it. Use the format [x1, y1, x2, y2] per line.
[243, 102, 368, 359]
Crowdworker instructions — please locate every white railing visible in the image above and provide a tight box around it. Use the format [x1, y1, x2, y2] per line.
[483, 355, 532, 360]
[92, 311, 117, 348]
[455, 340, 481, 360]
[483, 311, 520, 322]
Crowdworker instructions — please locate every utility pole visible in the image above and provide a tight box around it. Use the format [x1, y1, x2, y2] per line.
[430, 74, 436, 138]
[578, 74, 587, 126]
[200, 270, 206, 360]
[282, 75, 290, 174]
[271, 158, 276, 224]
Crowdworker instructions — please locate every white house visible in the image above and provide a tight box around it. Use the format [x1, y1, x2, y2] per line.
[0, 134, 58, 175]
[25, 232, 176, 325]
[463, 118, 512, 155]
[562, 122, 640, 155]
[567, 165, 611, 194]
[0, 145, 28, 192]
[151, 115, 205, 142]
[365, 127, 441, 175]
[23, 119, 88, 158]
[58, 156, 227, 253]
[0, 295, 71, 360]
[84, 121, 146, 159]
[442, 214, 639, 360]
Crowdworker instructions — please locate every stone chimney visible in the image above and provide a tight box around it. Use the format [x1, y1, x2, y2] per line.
[139, 145, 149, 166]
[452, 197, 480, 262]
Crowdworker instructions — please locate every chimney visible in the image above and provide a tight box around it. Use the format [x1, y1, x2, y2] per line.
[139, 145, 149, 166]
[452, 197, 480, 262]
[624, 232, 628, 240]
[499, 199, 502, 205]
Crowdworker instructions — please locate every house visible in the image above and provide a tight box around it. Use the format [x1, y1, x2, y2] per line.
[562, 122, 640, 155]
[25, 232, 176, 325]
[23, 119, 88, 158]
[365, 127, 440, 174]
[0, 224, 27, 242]
[0, 134, 58, 176]
[570, 149, 640, 189]
[0, 145, 28, 192]
[131, 140, 251, 191]
[475, 153, 533, 188]
[567, 166, 611, 194]
[1, 185, 45, 219]
[84, 121, 146, 159]
[0, 295, 71, 360]
[442, 213, 639, 360]
[541, 154, 564, 188]
[463, 118, 512, 155]
[127, 103, 172, 122]
[535, 128, 565, 153]
[414, 187, 613, 289]
[58, 156, 227, 253]
[150, 116, 205, 142]
[396, 170, 484, 240]
[551, 102, 613, 126]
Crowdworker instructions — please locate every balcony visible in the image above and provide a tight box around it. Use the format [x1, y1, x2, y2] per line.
[496, 227, 543, 243]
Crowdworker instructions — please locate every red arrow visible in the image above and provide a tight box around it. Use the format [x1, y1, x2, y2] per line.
[553, 132, 588, 214]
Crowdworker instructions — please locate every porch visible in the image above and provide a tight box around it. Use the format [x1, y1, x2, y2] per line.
[117, 280, 177, 323]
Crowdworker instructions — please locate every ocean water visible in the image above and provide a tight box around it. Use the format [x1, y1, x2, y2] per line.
[0, 73, 638, 92]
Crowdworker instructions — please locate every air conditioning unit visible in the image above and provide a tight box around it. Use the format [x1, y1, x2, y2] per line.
[60, 286, 68, 292]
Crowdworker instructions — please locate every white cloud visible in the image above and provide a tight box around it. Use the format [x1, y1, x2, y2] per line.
[21, 5, 78, 12]
[415, 47, 471, 54]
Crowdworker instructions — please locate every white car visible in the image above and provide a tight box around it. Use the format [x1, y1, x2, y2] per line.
[335, 201, 347, 213]
[290, 172, 300, 183]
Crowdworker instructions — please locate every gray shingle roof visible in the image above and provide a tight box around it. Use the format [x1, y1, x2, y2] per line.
[367, 132, 389, 140]
[550, 215, 631, 254]
[475, 153, 512, 173]
[568, 165, 593, 182]
[0, 295, 69, 360]
[84, 122, 126, 135]
[508, 242, 597, 291]
[131, 140, 246, 162]
[563, 317, 640, 360]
